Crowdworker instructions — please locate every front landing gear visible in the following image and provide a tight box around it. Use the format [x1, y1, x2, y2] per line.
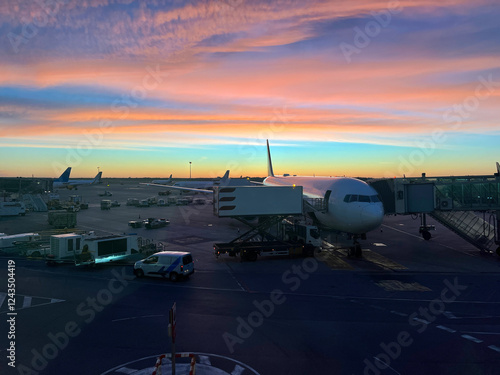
[348, 242, 363, 258]
[418, 213, 435, 241]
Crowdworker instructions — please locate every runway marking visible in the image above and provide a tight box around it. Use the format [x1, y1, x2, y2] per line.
[112, 315, 165, 323]
[443, 311, 458, 319]
[225, 263, 248, 292]
[22, 296, 32, 308]
[0, 292, 65, 314]
[359, 250, 407, 271]
[462, 331, 500, 336]
[461, 335, 483, 344]
[373, 357, 401, 374]
[382, 224, 422, 240]
[373, 243, 387, 247]
[488, 345, 500, 353]
[413, 318, 431, 325]
[316, 250, 354, 270]
[436, 325, 456, 333]
[112, 317, 137, 323]
[376, 280, 431, 292]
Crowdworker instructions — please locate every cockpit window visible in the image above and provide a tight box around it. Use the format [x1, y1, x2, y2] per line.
[344, 194, 381, 203]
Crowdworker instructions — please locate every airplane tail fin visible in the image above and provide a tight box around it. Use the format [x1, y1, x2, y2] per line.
[168, 174, 172, 183]
[496, 162, 500, 175]
[56, 167, 71, 182]
[266, 140, 274, 177]
[221, 170, 230, 182]
[92, 171, 103, 184]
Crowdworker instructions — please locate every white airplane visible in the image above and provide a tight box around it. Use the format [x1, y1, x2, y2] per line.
[263, 140, 384, 255]
[143, 142, 384, 256]
[146, 170, 230, 192]
[152, 174, 172, 184]
[54, 170, 102, 190]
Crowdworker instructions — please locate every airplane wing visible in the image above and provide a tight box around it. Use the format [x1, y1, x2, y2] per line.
[140, 183, 213, 194]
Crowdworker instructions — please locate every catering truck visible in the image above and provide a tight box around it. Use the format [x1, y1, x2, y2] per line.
[46, 232, 138, 266]
[214, 222, 321, 261]
[213, 186, 322, 261]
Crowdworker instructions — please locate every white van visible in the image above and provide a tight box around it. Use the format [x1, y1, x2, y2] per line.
[133, 251, 194, 281]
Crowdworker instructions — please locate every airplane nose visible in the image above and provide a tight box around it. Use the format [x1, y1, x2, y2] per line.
[361, 204, 384, 231]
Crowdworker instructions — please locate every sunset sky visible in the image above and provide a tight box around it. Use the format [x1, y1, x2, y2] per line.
[1, 0, 499, 178]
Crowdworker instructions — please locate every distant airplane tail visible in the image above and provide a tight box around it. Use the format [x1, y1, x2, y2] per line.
[92, 171, 103, 184]
[266, 140, 275, 177]
[55, 167, 71, 182]
[496, 162, 500, 175]
[221, 170, 230, 182]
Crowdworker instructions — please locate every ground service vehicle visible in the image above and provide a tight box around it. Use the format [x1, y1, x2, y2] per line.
[133, 251, 194, 281]
[0, 201, 26, 216]
[48, 210, 77, 228]
[214, 222, 321, 261]
[101, 200, 112, 210]
[47, 232, 138, 265]
[144, 218, 170, 229]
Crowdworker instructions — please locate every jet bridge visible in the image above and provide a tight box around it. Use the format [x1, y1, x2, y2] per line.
[370, 173, 500, 254]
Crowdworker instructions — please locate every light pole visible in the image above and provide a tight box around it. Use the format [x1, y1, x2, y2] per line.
[189, 162, 192, 179]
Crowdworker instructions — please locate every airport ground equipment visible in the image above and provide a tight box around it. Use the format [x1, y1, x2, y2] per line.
[127, 198, 140, 206]
[144, 217, 170, 229]
[101, 199, 112, 210]
[23, 194, 47, 212]
[46, 232, 138, 266]
[0, 201, 26, 216]
[370, 170, 500, 254]
[48, 210, 77, 228]
[213, 186, 320, 261]
[0, 233, 41, 249]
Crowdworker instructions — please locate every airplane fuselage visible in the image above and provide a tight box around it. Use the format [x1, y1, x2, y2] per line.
[264, 175, 384, 234]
